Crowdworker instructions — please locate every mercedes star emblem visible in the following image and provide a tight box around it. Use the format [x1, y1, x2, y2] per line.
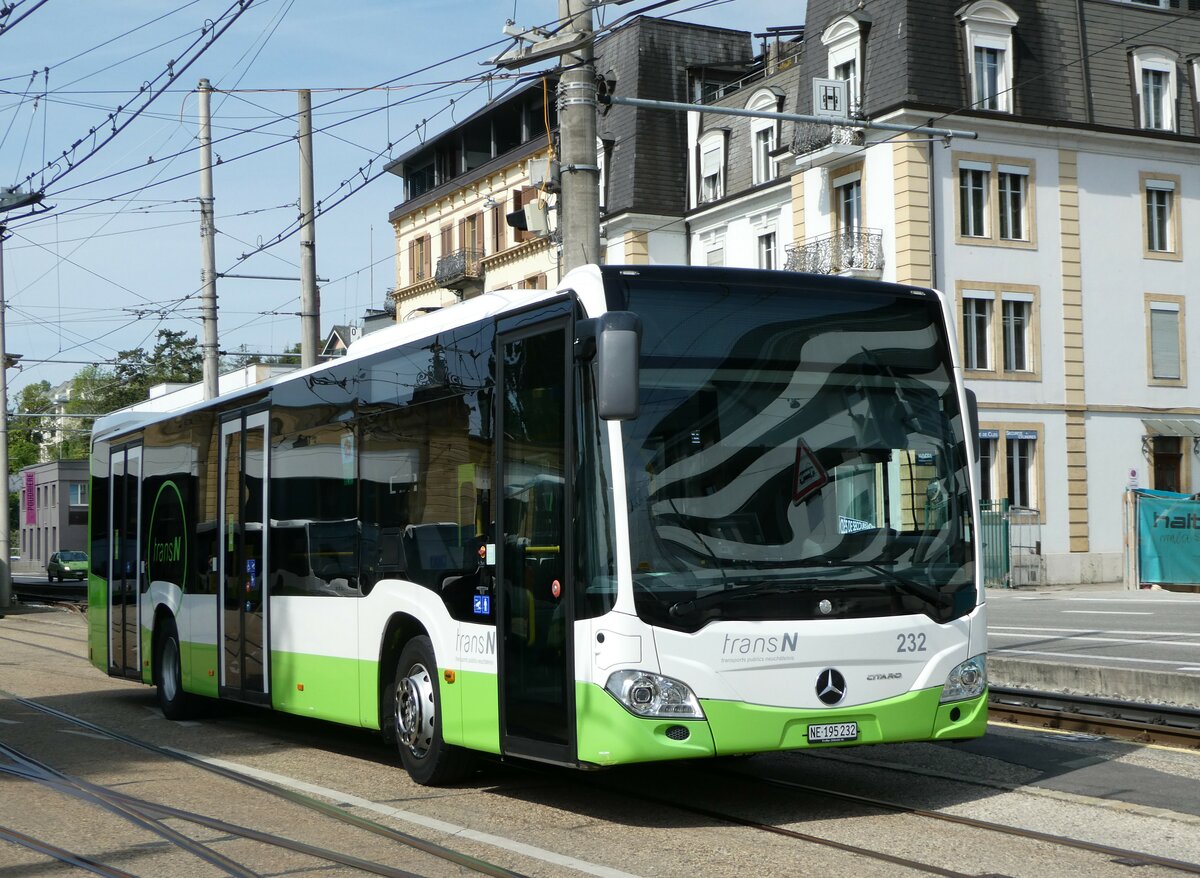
[816, 668, 847, 705]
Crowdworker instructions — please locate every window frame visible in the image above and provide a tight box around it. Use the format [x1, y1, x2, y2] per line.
[696, 129, 728, 206]
[957, 281, 1041, 381]
[822, 14, 867, 117]
[831, 162, 864, 235]
[1131, 47, 1178, 132]
[746, 89, 782, 186]
[953, 153, 1036, 249]
[1141, 172, 1182, 261]
[959, 1, 1019, 114]
[1145, 293, 1187, 387]
[978, 422, 1045, 520]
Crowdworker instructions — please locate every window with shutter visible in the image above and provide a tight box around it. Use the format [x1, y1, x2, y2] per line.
[1147, 297, 1184, 384]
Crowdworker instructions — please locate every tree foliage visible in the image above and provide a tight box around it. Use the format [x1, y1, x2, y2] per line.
[11, 331, 205, 466]
[8, 380, 52, 473]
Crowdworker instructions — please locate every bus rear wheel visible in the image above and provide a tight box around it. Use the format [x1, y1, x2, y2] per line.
[393, 636, 471, 785]
[155, 619, 197, 721]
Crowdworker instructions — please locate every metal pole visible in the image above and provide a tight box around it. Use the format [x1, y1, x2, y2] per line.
[298, 89, 319, 368]
[557, 0, 600, 273]
[198, 79, 220, 400]
[600, 94, 979, 141]
[0, 228, 11, 611]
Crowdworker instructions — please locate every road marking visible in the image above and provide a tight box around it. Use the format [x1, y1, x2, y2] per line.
[990, 626, 1199, 636]
[990, 647, 1199, 668]
[173, 750, 642, 878]
[1179, 667, 1200, 672]
[1060, 610, 1153, 615]
[59, 729, 109, 740]
[0, 718, 18, 725]
[989, 632, 1200, 648]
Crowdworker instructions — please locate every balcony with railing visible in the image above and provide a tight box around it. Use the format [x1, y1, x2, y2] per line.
[792, 121, 864, 171]
[785, 228, 884, 278]
[434, 248, 484, 292]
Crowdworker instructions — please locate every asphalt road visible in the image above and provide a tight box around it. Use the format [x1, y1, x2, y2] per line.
[986, 584, 1200, 675]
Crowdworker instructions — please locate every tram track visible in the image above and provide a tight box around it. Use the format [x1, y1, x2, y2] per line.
[989, 686, 1200, 749]
[573, 760, 1200, 878]
[0, 747, 428, 878]
[2, 694, 531, 878]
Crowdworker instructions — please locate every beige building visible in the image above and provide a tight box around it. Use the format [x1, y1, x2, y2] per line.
[385, 82, 559, 320]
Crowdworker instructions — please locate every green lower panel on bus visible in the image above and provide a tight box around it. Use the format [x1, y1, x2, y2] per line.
[270, 651, 374, 728]
[445, 669, 501, 754]
[576, 683, 717, 765]
[575, 684, 988, 766]
[702, 686, 988, 753]
[184, 642, 219, 699]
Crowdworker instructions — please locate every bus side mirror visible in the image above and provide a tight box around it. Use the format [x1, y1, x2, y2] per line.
[965, 389, 979, 463]
[578, 312, 641, 421]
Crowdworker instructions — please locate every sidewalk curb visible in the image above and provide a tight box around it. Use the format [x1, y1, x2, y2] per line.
[991, 657, 1200, 709]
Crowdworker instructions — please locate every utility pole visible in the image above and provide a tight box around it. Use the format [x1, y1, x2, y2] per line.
[0, 185, 40, 612]
[556, 0, 600, 272]
[197, 79, 220, 400]
[0, 226, 11, 611]
[298, 89, 319, 369]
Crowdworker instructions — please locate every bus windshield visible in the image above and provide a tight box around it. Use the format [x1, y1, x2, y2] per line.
[614, 273, 975, 631]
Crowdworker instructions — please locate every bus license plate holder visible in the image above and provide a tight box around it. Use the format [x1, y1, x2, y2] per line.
[807, 721, 858, 744]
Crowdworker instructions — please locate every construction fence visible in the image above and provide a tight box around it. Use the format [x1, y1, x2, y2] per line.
[979, 500, 1043, 588]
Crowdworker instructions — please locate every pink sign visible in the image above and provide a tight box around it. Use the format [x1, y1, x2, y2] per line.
[23, 472, 35, 525]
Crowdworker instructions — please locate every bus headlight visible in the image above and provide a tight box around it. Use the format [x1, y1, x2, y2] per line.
[605, 670, 705, 719]
[940, 655, 987, 703]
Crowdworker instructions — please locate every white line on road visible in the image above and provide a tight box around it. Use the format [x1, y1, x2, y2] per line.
[989, 632, 1200, 648]
[990, 626, 1198, 636]
[990, 647, 1198, 668]
[1060, 610, 1153, 615]
[172, 749, 642, 878]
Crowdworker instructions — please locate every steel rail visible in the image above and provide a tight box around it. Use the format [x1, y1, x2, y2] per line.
[8, 694, 530, 878]
[0, 824, 137, 878]
[0, 763, 425, 878]
[989, 686, 1200, 750]
[0, 742, 261, 878]
[714, 768, 1200, 876]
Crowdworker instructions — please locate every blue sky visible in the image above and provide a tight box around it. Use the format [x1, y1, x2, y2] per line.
[0, 0, 800, 402]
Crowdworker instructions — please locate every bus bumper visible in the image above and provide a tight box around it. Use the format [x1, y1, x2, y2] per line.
[576, 683, 987, 766]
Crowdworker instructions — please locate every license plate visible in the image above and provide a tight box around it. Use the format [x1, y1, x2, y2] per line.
[807, 721, 858, 744]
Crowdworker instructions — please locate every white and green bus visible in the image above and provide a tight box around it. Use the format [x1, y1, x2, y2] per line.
[87, 265, 988, 785]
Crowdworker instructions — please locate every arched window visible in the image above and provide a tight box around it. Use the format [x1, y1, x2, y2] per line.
[1131, 46, 1178, 131]
[746, 88, 782, 185]
[822, 13, 869, 116]
[957, 1, 1019, 113]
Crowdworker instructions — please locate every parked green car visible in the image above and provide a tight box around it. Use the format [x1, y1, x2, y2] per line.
[47, 550, 88, 582]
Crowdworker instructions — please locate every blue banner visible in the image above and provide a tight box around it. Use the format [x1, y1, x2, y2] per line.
[1137, 490, 1200, 584]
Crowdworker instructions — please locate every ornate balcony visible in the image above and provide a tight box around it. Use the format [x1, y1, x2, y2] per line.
[785, 228, 884, 278]
[434, 248, 484, 292]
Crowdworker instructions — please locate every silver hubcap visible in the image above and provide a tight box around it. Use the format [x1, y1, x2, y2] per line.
[395, 662, 435, 757]
[162, 638, 180, 702]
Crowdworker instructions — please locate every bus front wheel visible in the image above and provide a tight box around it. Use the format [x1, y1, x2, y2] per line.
[155, 619, 197, 721]
[393, 636, 471, 785]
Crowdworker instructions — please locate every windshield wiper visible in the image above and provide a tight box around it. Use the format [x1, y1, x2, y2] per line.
[668, 581, 805, 619]
[826, 561, 953, 609]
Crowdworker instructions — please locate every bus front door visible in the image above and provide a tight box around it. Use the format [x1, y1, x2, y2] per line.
[496, 313, 576, 766]
[217, 411, 271, 704]
[108, 444, 141, 679]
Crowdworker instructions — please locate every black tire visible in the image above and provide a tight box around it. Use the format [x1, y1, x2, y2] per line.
[155, 619, 197, 720]
[47, 573, 53, 583]
[392, 635, 472, 785]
